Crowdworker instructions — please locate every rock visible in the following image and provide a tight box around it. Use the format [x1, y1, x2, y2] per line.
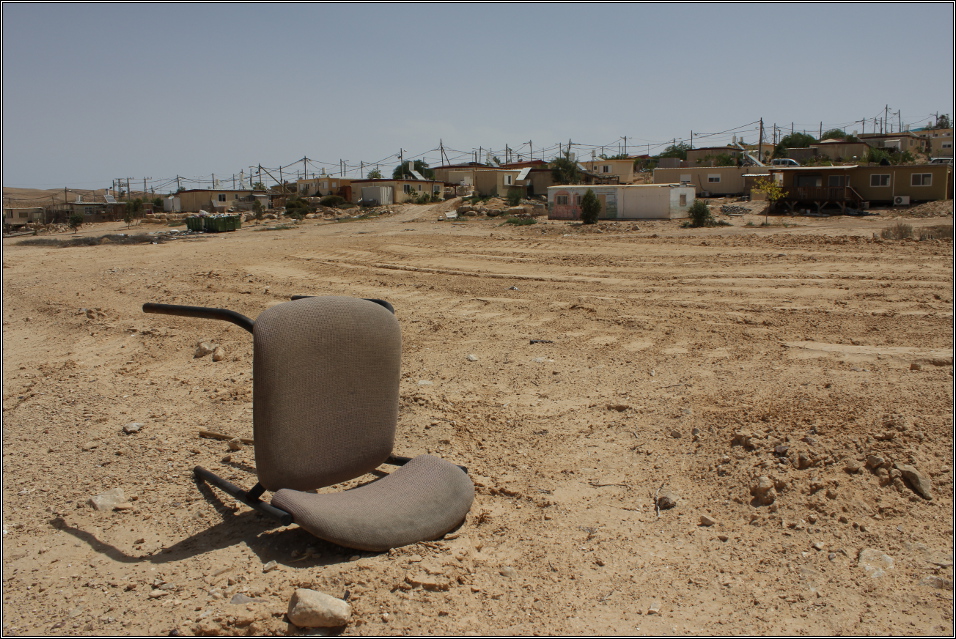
[919, 576, 954, 590]
[732, 432, 754, 448]
[405, 572, 451, 591]
[812, 541, 825, 551]
[148, 589, 169, 599]
[858, 549, 894, 578]
[262, 560, 278, 573]
[499, 566, 517, 578]
[647, 602, 661, 615]
[466, 354, 478, 362]
[89, 488, 126, 511]
[123, 422, 144, 434]
[895, 463, 933, 500]
[657, 490, 679, 510]
[669, 430, 682, 439]
[227, 438, 243, 451]
[212, 346, 226, 362]
[844, 460, 863, 473]
[229, 593, 265, 604]
[699, 514, 717, 527]
[910, 362, 922, 371]
[287, 588, 351, 628]
[194, 342, 215, 358]
[750, 476, 776, 506]
[865, 454, 886, 469]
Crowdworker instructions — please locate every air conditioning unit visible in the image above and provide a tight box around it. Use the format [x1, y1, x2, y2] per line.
[893, 195, 910, 206]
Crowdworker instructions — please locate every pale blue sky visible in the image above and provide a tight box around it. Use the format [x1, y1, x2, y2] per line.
[3, 2, 953, 191]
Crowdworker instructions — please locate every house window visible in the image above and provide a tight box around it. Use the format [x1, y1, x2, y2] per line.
[942, 142, 953, 149]
[828, 175, 846, 187]
[911, 173, 932, 186]
[707, 174, 721, 183]
[218, 194, 226, 202]
[84, 206, 94, 215]
[403, 184, 411, 194]
[680, 174, 691, 183]
[556, 195, 569, 205]
[679, 194, 687, 206]
[870, 174, 890, 187]
[602, 165, 611, 173]
[504, 175, 513, 185]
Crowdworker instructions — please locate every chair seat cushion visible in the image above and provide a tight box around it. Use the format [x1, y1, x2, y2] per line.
[271, 454, 475, 551]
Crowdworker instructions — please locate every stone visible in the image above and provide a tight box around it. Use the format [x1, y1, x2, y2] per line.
[910, 362, 922, 371]
[865, 454, 886, 469]
[262, 560, 278, 573]
[669, 430, 682, 439]
[194, 342, 215, 358]
[405, 572, 451, 591]
[858, 548, 893, 578]
[844, 460, 863, 473]
[895, 463, 933, 500]
[750, 476, 776, 506]
[89, 488, 126, 511]
[287, 588, 351, 628]
[123, 422, 143, 434]
[212, 346, 226, 362]
[699, 514, 717, 527]
[227, 438, 243, 451]
[499, 566, 517, 578]
[657, 490, 679, 510]
[466, 354, 478, 362]
[919, 576, 954, 591]
[229, 593, 264, 604]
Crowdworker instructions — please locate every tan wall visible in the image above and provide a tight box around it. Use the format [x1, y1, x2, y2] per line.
[928, 135, 954, 157]
[581, 159, 636, 183]
[177, 190, 263, 212]
[858, 133, 926, 153]
[849, 165, 952, 202]
[296, 177, 350, 196]
[652, 166, 750, 196]
[473, 169, 522, 197]
[346, 180, 442, 204]
[812, 142, 870, 161]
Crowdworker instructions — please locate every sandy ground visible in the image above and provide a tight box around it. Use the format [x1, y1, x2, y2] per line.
[2, 201, 954, 636]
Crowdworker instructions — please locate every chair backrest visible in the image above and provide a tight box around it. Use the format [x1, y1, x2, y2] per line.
[252, 296, 401, 491]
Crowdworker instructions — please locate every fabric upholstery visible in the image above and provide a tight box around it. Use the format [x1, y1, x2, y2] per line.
[252, 296, 401, 491]
[272, 455, 475, 551]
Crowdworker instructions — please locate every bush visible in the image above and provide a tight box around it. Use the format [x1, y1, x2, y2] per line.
[580, 189, 601, 225]
[919, 224, 953, 241]
[68, 213, 84, 233]
[318, 195, 347, 208]
[880, 222, 914, 240]
[506, 187, 524, 207]
[687, 200, 714, 227]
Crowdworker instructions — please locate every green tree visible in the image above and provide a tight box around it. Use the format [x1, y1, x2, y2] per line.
[366, 168, 383, 179]
[252, 181, 266, 191]
[774, 133, 817, 158]
[580, 189, 601, 225]
[753, 176, 788, 224]
[936, 114, 951, 129]
[69, 213, 84, 233]
[392, 160, 434, 180]
[550, 152, 581, 184]
[285, 197, 312, 221]
[658, 142, 690, 160]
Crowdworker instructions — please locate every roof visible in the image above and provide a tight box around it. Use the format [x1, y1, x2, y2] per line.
[769, 165, 859, 171]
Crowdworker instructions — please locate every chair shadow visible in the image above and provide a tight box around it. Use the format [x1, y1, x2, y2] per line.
[51, 477, 383, 568]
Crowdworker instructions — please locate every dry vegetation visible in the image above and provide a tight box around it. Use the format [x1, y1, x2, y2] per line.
[2, 199, 953, 636]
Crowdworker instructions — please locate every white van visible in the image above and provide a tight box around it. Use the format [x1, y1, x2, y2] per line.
[771, 158, 800, 167]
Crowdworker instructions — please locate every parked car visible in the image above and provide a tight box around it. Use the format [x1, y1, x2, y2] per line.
[771, 158, 800, 167]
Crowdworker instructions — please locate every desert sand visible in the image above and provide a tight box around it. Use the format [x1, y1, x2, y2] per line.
[2, 200, 953, 636]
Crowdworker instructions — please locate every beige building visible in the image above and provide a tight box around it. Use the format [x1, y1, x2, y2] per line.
[919, 127, 954, 157]
[580, 158, 638, 183]
[296, 176, 352, 197]
[176, 189, 268, 213]
[652, 166, 754, 196]
[787, 140, 871, 163]
[857, 132, 927, 154]
[347, 179, 443, 204]
[768, 164, 952, 211]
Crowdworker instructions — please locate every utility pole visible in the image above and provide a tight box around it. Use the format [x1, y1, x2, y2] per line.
[528, 140, 533, 161]
[690, 130, 693, 150]
[884, 104, 889, 134]
[623, 136, 627, 156]
[759, 118, 765, 162]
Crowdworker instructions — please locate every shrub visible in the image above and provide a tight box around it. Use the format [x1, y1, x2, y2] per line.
[506, 187, 524, 207]
[918, 224, 953, 241]
[881, 222, 914, 240]
[69, 213, 84, 233]
[580, 189, 601, 225]
[688, 200, 714, 227]
[318, 195, 347, 208]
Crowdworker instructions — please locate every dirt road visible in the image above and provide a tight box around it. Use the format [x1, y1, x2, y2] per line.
[2, 203, 953, 635]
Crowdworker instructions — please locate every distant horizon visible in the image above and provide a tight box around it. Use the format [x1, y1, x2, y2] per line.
[3, 3, 953, 190]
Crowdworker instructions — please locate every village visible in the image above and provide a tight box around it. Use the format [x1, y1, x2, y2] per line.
[3, 120, 954, 233]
